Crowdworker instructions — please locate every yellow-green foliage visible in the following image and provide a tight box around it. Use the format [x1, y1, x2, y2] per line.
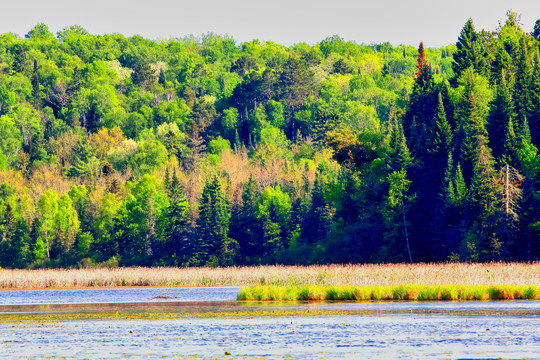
[237, 285, 540, 301]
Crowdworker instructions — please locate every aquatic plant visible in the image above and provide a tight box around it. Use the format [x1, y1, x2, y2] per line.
[237, 285, 540, 301]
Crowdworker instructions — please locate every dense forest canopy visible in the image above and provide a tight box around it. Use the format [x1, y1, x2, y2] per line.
[0, 12, 539, 268]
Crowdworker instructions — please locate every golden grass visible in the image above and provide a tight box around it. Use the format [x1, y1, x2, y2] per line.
[1, 263, 539, 290]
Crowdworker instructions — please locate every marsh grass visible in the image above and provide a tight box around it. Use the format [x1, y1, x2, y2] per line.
[237, 285, 540, 301]
[1, 262, 539, 289]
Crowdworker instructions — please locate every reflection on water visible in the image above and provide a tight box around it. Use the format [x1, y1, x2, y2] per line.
[0, 286, 240, 305]
[1, 313, 539, 359]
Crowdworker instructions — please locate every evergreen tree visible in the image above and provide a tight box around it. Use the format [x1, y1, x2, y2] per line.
[488, 72, 515, 161]
[404, 42, 437, 156]
[514, 39, 532, 134]
[528, 51, 540, 147]
[433, 92, 453, 157]
[31, 59, 41, 109]
[533, 19, 540, 41]
[229, 175, 262, 264]
[387, 118, 412, 171]
[157, 169, 190, 265]
[195, 176, 238, 266]
[302, 171, 334, 245]
[131, 60, 155, 90]
[503, 118, 520, 167]
[453, 19, 482, 78]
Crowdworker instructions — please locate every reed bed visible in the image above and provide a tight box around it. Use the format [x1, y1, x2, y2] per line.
[0, 263, 539, 290]
[237, 284, 540, 301]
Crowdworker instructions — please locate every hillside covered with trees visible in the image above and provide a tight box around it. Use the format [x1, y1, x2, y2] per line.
[0, 12, 539, 268]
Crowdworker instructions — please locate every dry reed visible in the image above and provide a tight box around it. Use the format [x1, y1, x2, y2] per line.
[1, 263, 539, 290]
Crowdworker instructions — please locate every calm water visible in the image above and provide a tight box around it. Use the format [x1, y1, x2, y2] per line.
[0, 286, 240, 305]
[1, 288, 539, 359]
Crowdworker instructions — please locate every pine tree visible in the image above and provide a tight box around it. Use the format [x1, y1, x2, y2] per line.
[31, 59, 41, 109]
[158, 170, 190, 265]
[528, 51, 540, 147]
[453, 19, 479, 78]
[513, 39, 532, 135]
[388, 118, 412, 171]
[433, 92, 453, 157]
[302, 171, 334, 244]
[533, 19, 540, 41]
[404, 42, 437, 156]
[488, 72, 515, 161]
[503, 118, 519, 167]
[196, 176, 238, 266]
[459, 73, 490, 182]
[229, 175, 262, 264]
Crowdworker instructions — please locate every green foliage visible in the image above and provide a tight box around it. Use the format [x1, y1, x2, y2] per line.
[0, 14, 538, 267]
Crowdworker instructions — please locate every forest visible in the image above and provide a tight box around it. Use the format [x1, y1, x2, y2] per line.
[0, 12, 539, 268]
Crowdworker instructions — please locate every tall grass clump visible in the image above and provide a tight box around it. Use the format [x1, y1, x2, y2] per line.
[237, 285, 540, 301]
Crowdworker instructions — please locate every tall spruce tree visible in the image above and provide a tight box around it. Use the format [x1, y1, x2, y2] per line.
[157, 169, 190, 265]
[229, 175, 262, 264]
[514, 39, 532, 135]
[404, 42, 437, 156]
[195, 176, 238, 266]
[488, 72, 515, 161]
[528, 51, 540, 147]
[453, 19, 479, 79]
[433, 92, 453, 158]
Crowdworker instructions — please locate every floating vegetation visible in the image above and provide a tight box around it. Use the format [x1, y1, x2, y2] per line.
[0, 309, 349, 323]
[1, 263, 539, 289]
[237, 285, 540, 301]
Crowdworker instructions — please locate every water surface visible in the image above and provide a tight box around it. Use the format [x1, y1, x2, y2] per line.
[1, 313, 539, 359]
[1, 287, 539, 359]
[0, 286, 240, 305]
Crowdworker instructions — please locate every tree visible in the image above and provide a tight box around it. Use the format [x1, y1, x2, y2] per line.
[230, 175, 262, 264]
[131, 60, 155, 90]
[513, 39, 532, 134]
[383, 169, 415, 263]
[157, 169, 190, 265]
[404, 42, 437, 156]
[256, 185, 292, 261]
[301, 171, 334, 245]
[115, 175, 167, 265]
[528, 51, 540, 147]
[533, 20, 540, 41]
[195, 176, 238, 266]
[31, 60, 41, 109]
[453, 18, 488, 78]
[37, 190, 59, 259]
[433, 92, 453, 157]
[53, 192, 80, 258]
[488, 72, 515, 160]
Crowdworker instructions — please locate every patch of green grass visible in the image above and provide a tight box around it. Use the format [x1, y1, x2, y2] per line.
[236, 285, 540, 301]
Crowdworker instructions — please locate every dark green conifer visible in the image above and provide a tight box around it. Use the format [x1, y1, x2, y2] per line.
[31, 59, 41, 109]
[513, 39, 532, 134]
[196, 176, 238, 266]
[433, 92, 453, 156]
[528, 51, 540, 147]
[488, 72, 514, 160]
[453, 19, 478, 78]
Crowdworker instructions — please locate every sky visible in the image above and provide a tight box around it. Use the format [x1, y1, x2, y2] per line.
[0, 0, 539, 47]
